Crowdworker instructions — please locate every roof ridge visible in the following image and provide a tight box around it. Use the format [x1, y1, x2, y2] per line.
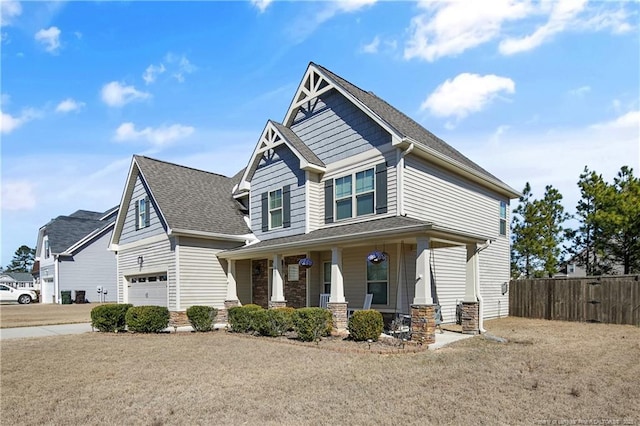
[135, 155, 232, 180]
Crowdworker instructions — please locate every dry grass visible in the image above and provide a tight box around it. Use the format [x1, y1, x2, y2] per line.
[1, 317, 639, 425]
[0, 303, 99, 328]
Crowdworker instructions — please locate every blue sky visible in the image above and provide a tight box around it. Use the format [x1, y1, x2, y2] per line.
[1, 0, 638, 266]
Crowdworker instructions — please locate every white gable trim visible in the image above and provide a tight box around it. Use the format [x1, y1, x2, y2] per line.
[237, 120, 325, 189]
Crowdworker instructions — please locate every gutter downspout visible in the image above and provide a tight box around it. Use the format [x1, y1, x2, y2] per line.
[54, 255, 59, 304]
[475, 240, 492, 333]
[398, 142, 414, 216]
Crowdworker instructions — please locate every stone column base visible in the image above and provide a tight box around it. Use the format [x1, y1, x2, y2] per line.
[216, 300, 241, 324]
[410, 304, 436, 345]
[327, 302, 348, 331]
[462, 301, 480, 335]
[268, 300, 287, 309]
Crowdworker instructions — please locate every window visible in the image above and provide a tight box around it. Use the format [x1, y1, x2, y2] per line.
[335, 168, 375, 221]
[44, 240, 50, 259]
[323, 261, 331, 294]
[568, 264, 576, 274]
[137, 198, 147, 229]
[499, 201, 507, 236]
[269, 189, 283, 229]
[367, 258, 388, 305]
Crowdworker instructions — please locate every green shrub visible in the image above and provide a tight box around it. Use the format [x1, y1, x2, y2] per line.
[228, 304, 263, 333]
[91, 304, 132, 332]
[186, 305, 218, 332]
[348, 310, 384, 341]
[292, 307, 332, 342]
[253, 307, 295, 337]
[125, 305, 170, 333]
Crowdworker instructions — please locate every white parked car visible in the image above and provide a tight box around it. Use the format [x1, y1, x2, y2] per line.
[0, 284, 37, 304]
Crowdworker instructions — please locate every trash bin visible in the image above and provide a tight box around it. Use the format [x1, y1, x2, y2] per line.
[75, 290, 86, 304]
[61, 291, 72, 304]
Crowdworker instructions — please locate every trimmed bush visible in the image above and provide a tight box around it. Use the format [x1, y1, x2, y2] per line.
[292, 307, 332, 342]
[91, 304, 132, 332]
[348, 310, 384, 341]
[125, 305, 170, 333]
[253, 307, 295, 337]
[228, 304, 263, 333]
[186, 305, 218, 332]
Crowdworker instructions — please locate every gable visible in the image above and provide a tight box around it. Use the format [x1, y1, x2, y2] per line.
[118, 174, 167, 246]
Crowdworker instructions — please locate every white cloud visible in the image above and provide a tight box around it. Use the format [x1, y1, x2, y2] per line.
[114, 122, 195, 147]
[289, 0, 376, 41]
[499, 0, 587, 55]
[0, 108, 39, 134]
[590, 110, 640, 131]
[568, 86, 591, 97]
[579, 7, 634, 34]
[421, 73, 515, 123]
[1, 180, 37, 211]
[142, 63, 166, 85]
[164, 53, 197, 83]
[55, 98, 85, 113]
[34, 26, 61, 53]
[1, 0, 22, 27]
[404, 0, 532, 61]
[100, 81, 150, 107]
[251, 0, 272, 13]
[362, 36, 380, 54]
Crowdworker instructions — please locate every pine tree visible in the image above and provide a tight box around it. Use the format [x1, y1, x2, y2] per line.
[511, 183, 542, 278]
[5, 245, 36, 273]
[536, 185, 571, 277]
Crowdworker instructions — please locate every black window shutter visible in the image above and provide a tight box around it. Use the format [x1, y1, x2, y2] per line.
[375, 163, 387, 214]
[283, 185, 291, 228]
[261, 192, 269, 232]
[135, 201, 139, 231]
[324, 180, 334, 224]
[144, 196, 151, 227]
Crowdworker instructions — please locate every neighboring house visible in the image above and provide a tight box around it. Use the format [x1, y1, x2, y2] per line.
[112, 62, 520, 336]
[34, 207, 119, 303]
[0, 272, 36, 290]
[109, 157, 252, 311]
[556, 249, 626, 278]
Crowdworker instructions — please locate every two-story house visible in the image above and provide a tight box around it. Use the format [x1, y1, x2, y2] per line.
[35, 207, 119, 303]
[111, 62, 519, 340]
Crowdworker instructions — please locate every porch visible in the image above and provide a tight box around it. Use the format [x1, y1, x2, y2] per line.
[219, 217, 491, 343]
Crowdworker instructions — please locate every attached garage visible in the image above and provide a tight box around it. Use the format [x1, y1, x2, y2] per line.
[127, 274, 167, 306]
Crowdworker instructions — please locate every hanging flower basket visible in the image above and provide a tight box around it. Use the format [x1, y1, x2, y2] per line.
[367, 250, 386, 264]
[298, 258, 313, 268]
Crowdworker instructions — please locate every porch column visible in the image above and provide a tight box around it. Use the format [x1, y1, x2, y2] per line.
[269, 254, 286, 308]
[411, 237, 436, 345]
[225, 259, 239, 302]
[328, 247, 348, 331]
[463, 244, 480, 335]
[413, 237, 432, 305]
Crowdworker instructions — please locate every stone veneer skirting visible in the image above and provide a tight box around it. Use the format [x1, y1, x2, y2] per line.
[461, 302, 480, 335]
[327, 302, 348, 331]
[410, 304, 436, 345]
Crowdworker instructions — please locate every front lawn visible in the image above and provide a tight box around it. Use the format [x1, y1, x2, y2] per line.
[1, 317, 638, 425]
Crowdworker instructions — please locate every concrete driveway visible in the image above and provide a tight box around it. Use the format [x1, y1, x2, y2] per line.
[0, 323, 93, 340]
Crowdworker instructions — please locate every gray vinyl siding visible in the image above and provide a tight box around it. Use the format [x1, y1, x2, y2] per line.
[307, 173, 323, 232]
[58, 228, 117, 302]
[117, 236, 176, 309]
[383, 150, 397, 217]
[236, 259, 252, 305]
[177, 237, 244, 310]
[403, 155, 511, 321]
[251, 144, 305, 240]
[119, 176, 166, 245]
[291, 89, 392, 164]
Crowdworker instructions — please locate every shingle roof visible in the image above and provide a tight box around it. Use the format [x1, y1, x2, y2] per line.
[271, 121, 324, 167]
[3, 272, 33, 282]
[45, 216, 113, 254]
[68, 210, 104, 220]
[313, 63, 500, 181]
[221, 216, 432, 256]
[135, 156, 251, 236]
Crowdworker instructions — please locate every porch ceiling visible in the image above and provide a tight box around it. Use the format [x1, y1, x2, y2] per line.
[218, 216, 491, 259]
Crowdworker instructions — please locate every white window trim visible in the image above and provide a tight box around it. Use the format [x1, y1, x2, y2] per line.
[334, 167, 375, 221]
[269, 188, 283, 230]
[499, 201, 507, 236]
[366, 258, 389, 306]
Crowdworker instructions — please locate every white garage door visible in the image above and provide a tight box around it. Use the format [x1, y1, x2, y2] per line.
[127, 274, 167, 307]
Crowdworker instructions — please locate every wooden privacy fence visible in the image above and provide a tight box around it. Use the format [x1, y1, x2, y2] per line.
[509, 275, 640, 326]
